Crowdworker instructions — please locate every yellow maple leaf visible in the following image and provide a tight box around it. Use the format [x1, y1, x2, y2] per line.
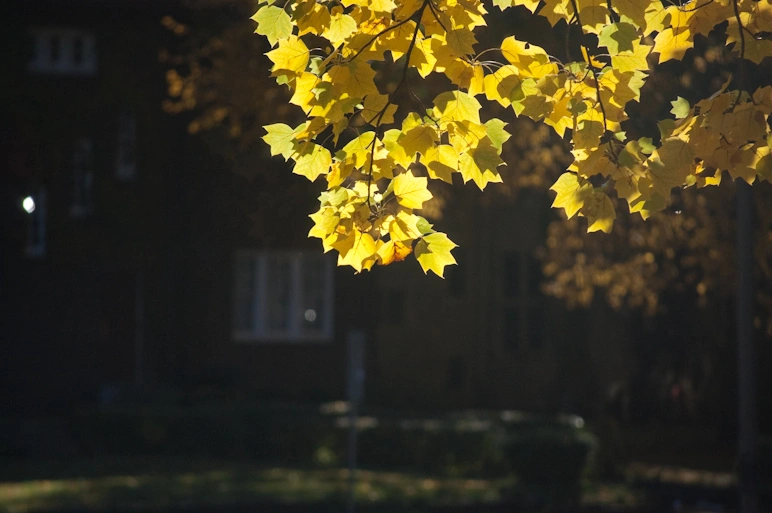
[550, 172, 594, 219]
[500, 37, 557, 79]
[263, 123, 301, 160]
[433, 90, 482, 126]
[444, 58, 475, 90]
[653, 27, 693, 62]
[539, 0, 572, 26]
[581, 189, 616, 233]
[447, 120, 488, 154]
[483, 65, 521, 107]
[297, 3, 331, 36]
[458, 139, 505, 189]
[646, 137, 696, 196]
[308, 207, 340, 239]
[289, 72, 319, 111]
[293, 143, 332, 181]
[377, 239, 412, 265]
[611, 41, 652, 73]
[266, 35, 310, 74]
[337, 131, 376, 168]
[408, 36, 438, 77]
[613, 0, 655, 30]
[577, 0, 609, 34]
[389, 210, 423, 242]
[336, 229, 377, 272]
[392, 171, 433, 209]
[444, 24, 477, 56]
[324, 7, 357, 46]
[421, 145, 459, 183]
[415, 232, 458, 278]
[399, 124, 439, 158]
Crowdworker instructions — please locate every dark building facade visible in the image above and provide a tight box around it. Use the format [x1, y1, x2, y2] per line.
[0, 0, 371, 414]
[3, 0, 756, 429]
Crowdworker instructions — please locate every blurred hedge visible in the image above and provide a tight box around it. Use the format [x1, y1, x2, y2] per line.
[61, 404, 596, 486]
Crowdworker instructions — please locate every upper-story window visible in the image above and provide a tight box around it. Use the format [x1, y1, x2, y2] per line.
[71, 138, 94, 218]
[29, 28, 96, 76]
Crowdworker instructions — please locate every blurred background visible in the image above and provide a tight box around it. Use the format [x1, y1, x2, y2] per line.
[1, 1, 772, 512]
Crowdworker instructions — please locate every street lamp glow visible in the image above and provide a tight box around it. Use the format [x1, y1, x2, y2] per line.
[22, 196, 36, 214]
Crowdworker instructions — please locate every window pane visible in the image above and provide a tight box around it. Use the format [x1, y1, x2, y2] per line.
[233, 257, 256, 331]
[301, 256, 327, 334]
[266, 255, 292, 332]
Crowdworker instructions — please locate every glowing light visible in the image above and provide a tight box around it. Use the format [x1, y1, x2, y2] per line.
[22, 196, 36, 213]
[304, 309, 317, 322]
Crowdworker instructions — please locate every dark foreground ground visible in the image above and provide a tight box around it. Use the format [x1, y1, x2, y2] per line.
[0, 458, 751, 513]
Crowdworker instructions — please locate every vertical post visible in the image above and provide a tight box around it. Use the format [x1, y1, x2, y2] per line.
[346, 331, 365, 513]
[736, 180, 757, 513]
[135, 270, 145, 387]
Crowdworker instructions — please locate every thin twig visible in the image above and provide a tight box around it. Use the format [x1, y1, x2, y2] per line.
[364, 0, 431, 207]
[569, 0, 616, 161]
[730, 0, 746, 110]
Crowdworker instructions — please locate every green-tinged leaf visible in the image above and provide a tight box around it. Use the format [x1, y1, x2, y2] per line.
[550, 172, 594, 219]
[263, 123, 301, 160]
[598, 22, 638, 55]
[670, 97, 690, 119]
[484, 118, 511, 150]
[252, 6, 292, 47]
[458, 139, 504, 190]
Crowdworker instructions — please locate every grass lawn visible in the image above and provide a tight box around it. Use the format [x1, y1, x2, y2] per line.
[0, 459, 515, 513]
[0, 458, 650, 513]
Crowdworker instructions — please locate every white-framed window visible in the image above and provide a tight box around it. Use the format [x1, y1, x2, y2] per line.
[24, 189, 47, 259]
[232, 251, 334, 342]
[28, 28, 97, 76]
[71, 138, 94, 218]
[115, 110, 137, 181]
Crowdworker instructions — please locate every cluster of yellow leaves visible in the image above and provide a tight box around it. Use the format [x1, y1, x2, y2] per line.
[254, 0, 772, 276]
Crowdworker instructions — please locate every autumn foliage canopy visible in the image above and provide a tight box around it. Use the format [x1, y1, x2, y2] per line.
[254, 0, 772, 277]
